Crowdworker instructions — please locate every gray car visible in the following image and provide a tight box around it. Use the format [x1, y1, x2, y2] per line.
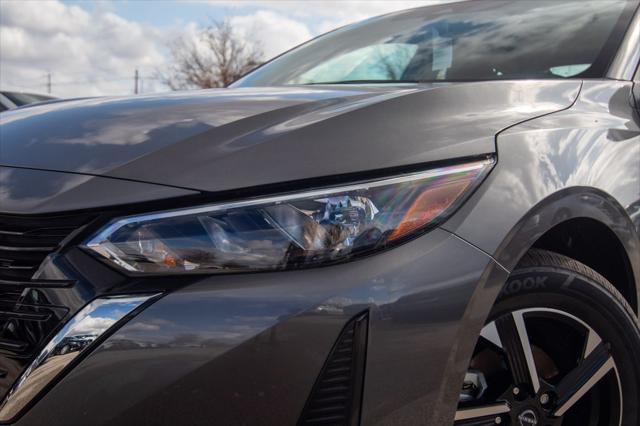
[0, 1, 639, 425]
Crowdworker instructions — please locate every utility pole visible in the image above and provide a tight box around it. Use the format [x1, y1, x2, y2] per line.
[134, 69, 139, 94]
[46, 72, 51, 94]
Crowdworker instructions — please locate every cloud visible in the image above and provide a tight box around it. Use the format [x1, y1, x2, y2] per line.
[212, 1, 441, 20]
[211, 0, 452, 33]
[0, 0, 167, 97]
[72, 315, 116, 335]
[0, 0, 459, 97]
[1, 0, 91, 35]
[230, 10, 312, 58]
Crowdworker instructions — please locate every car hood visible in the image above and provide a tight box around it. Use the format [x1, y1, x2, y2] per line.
[0, 82, 580, 193]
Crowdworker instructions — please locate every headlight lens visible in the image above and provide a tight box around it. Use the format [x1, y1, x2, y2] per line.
[84, 158, 493, 274]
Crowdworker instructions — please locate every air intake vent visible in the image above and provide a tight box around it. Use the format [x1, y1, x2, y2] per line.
[298, 312, 368, 426]
[0, 212, 94, 284]
[0, 211, 94, 400]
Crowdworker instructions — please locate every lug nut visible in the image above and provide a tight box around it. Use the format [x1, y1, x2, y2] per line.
[540, 393, 550, 405]
[512, 387, 520, 396]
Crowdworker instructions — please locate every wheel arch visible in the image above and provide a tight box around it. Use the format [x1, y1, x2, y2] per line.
[427, 186, 640, 424]
[492, 186, 639, 314]
[438, 186, 639, 423]
[532, 217, 637, 312]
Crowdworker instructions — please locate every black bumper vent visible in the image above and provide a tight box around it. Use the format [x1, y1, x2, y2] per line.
[0, 212, 93, 400]
[299, 312, 368, 426]
[0, 212, 94, 284]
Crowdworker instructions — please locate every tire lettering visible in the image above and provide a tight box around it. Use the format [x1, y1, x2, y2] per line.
[501, 276, 547, 296]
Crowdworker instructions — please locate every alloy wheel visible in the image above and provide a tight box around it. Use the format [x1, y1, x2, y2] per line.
[455, 308, 622, 426]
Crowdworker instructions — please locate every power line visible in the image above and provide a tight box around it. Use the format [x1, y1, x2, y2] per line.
[0, 79, 42, 90]
[4, 76, 149, 86]
[1, 70, 166, 94]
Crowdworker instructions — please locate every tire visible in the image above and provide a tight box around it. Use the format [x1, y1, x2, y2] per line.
[455, 249, 640, 426]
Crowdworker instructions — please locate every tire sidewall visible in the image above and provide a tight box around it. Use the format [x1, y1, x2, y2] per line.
[491, 264, 640, 425]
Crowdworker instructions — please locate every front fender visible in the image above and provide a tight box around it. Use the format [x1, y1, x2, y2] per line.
[443, 80, 640, 299]
[434, 80, 640, 425]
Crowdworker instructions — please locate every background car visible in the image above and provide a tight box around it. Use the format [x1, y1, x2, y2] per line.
[0, 91, 56, 112]
[0, 1, 638, 425]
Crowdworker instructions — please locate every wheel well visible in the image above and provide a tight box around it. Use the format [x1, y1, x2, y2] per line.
[532, 217, 637, 312]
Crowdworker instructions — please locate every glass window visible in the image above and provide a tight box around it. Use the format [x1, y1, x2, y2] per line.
[291, 44, 419, 84]
[233, 0, 635, 87]
[2, 92, 55, 107]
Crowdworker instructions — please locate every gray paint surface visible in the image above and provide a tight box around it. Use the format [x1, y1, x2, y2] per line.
[1, 78, 637, 426]
[443, 80, 640, 298]
[0, 69, 638, 426]
[1, 81, 579, 193]
[16, 229, 506, 426]
[2, 78, 638, 426]
[0, 166, 196, 214]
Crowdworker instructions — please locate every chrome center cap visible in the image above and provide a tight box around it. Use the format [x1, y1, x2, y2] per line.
[518, 409, 538, 426]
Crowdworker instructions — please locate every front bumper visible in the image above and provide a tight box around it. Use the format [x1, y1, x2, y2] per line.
[12, 227, 506, 426]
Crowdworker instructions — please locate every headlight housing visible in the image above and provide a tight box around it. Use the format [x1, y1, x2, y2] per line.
[84, 158, 493, 274]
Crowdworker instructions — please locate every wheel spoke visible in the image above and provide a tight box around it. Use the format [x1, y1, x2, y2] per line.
[480, 321, 502, 349]
[495, 311, 540, 393]
[455, 402, 510, 424]
[553, 342, 614, 417]
[583, 327, 602, 358]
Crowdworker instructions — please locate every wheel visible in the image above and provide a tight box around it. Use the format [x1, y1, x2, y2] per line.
[455, 249, 640, 426]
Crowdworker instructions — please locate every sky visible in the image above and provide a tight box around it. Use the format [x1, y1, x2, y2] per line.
[0, 0, 440, 97]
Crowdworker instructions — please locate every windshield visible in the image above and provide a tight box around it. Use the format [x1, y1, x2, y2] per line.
[233, 0, 635, 87]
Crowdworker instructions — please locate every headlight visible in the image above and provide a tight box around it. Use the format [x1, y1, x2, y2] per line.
[84, 158, 493, 274]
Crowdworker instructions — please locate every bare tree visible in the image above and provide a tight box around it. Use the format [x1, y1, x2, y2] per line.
[161, 20, 263, 90]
